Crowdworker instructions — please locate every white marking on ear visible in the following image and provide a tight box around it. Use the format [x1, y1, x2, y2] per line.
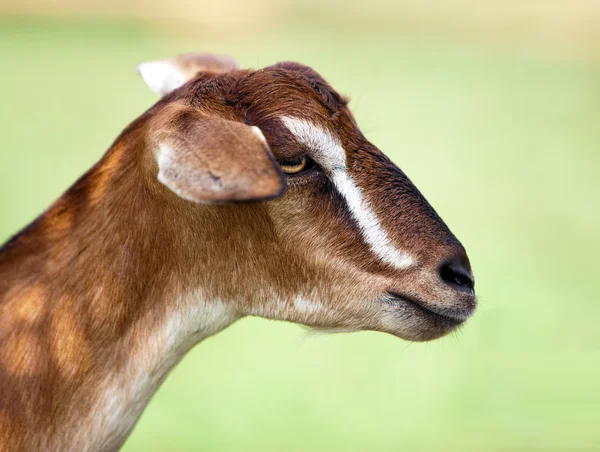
[137, 61, 187, 95]
[280, 116, 414, 270]
[157, 144, 201, 204]
[251, 126, 269, 147]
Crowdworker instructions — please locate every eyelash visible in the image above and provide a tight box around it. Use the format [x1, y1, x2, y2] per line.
[278, 155, 316, 175]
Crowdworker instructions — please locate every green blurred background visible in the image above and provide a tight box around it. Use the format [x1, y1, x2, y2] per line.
[1, 1, 599, 450]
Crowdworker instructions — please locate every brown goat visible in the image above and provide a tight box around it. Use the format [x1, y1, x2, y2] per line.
[0, 53, 476, 451]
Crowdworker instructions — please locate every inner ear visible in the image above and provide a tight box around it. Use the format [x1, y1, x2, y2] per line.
[155, 113, 286, 204]
[138, 53, 238, 96]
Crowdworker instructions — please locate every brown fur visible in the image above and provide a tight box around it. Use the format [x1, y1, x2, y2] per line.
[0, 54, 476, 451]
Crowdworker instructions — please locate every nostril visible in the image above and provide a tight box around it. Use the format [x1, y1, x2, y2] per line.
[439, 259, 475, 293]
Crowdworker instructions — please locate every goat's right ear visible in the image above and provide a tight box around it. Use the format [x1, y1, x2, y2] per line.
[154, 114, 286, 204]
[137, 53, 238, 95]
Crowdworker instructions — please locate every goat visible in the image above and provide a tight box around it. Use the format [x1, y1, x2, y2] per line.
[0, 53, 476, 451]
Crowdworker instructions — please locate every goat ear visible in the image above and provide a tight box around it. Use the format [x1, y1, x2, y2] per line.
[137, 53, 238, 95]
[155, 116, 286, 204]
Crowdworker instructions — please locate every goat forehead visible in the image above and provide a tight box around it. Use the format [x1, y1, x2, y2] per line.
[228, 68, 341, 121]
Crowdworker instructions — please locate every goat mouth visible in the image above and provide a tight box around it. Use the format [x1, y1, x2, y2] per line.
[383, 292, 468, 326]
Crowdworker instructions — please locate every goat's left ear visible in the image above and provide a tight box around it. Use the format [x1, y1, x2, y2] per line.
[155, 113, 286, 204]
[137, 53, 238, 95]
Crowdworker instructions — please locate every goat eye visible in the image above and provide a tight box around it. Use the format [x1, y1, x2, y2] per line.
[279, 156, 313, 175]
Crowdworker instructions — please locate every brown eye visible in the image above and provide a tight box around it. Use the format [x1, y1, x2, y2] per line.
[279, 155, 312, 175]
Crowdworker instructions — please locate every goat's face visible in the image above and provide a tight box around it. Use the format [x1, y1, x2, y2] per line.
[139, 54, 476, 341]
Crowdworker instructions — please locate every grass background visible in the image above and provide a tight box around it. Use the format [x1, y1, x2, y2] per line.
[1, 7, 599, 451]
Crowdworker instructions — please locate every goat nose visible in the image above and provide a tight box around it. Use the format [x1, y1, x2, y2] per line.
[439, 252, 475, 294]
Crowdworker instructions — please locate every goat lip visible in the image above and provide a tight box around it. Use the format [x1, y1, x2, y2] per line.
[383, 292, 469, 324]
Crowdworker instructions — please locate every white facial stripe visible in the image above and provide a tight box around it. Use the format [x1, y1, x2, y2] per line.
[331, 170, 414, 269]
[280, 116, 345, 172]
[280, 116, 414, 270]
